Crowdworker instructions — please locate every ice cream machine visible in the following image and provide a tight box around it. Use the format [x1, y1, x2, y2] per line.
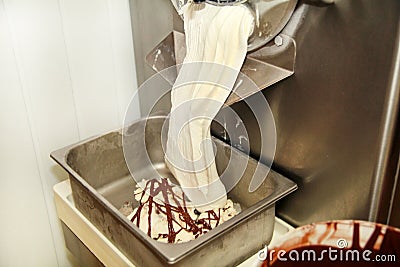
[128, 0, 400, 228]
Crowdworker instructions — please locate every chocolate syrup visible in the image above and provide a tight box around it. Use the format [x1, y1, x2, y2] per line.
[263, 222, 400, 267]
[130, 178, 222, 243]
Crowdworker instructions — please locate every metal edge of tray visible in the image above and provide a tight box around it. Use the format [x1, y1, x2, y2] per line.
[53, 180, 135, 267]
[50, 115, 298, 264]
[50, 124, 157, 249]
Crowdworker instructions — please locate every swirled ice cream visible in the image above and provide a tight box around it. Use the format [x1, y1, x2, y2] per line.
[165, 1, 254, 210]
[120, 178, 240, 243]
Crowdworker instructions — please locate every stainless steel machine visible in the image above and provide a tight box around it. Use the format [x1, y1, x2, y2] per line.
[129, 0, 400, 228]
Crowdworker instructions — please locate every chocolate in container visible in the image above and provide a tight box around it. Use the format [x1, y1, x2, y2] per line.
[264, 220, 400, 267]
[51, 116, 297, 267]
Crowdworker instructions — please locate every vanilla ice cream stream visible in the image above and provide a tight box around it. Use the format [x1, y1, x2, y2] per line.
[165, 2, 254, 211]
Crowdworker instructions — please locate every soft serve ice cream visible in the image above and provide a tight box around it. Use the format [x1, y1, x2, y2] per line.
[165, 1, 254, 211]
[122, 1, 254, 243]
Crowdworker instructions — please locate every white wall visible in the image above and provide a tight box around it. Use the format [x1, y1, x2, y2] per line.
[0, 0, 140, 266]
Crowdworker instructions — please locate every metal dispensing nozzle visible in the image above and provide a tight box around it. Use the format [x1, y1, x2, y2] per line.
[171, 0, 298, 51]
[179, 0, 247, 7]
[205, 0, 247, 4]
[198, 0, 247, 5]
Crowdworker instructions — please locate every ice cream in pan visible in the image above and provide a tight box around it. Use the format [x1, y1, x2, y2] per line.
[120, 178, 240, 243]
[121, 1, 255, 243]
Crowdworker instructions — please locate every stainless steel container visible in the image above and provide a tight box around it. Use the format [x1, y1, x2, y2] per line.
[51, 116, 296, 267]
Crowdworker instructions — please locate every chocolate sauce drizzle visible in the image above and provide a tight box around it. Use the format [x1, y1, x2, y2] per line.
[130, 178, 222, 243]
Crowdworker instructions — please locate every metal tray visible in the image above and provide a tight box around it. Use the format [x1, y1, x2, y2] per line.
[51, 116, 296, 267]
